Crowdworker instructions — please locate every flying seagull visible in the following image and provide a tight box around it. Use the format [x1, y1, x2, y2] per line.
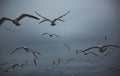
[42, 33, 60, 38]
[10, 46, 41, 59]
[35, 11, 70, 26]
[10, 46, 33, 55]
[0, 14, 40, 26]
[80, 44, 120, 53]
[64, 43, 70, 51]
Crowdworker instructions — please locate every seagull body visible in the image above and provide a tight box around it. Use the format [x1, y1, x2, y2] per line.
[35, 11, 70, 26]
[42, 33, 60, 38]
[0, 14, 40, 26]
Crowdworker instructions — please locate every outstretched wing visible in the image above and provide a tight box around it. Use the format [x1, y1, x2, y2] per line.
[87, 52, 97, 56]
[42, 32, 49, 36]
[64, 43, 70, 51]
[51, 34, 60, 38]
[33, 58, 37, 66]
[32, 51, 41, 60]
[103, 45, 120, 48]
[0, 17, 12, 25]
[83, 46, 99, 52]
[15, 14, 40, 21]
[54, 11, 70, 22]
[10, 47, 24, 55]
[35, 11, 51, 21]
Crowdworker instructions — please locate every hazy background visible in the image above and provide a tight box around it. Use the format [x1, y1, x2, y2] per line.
[0, 0, 120, 76]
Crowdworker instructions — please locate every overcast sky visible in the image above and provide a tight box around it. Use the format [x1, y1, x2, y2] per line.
[0, 0, 120, 76]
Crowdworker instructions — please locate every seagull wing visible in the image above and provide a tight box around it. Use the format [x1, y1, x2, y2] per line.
[35, 11, 51, 21]
[87, 52, 97, 56]
[103, 45, 120, 48]
[64, 43, 70, 51]
[0, 17, 12, 25]
[15, 14, 40, 22]
[10, 47, 24, 55]
[83, 46, 99, 52]
[32, 51, 41, 60]
[35, 51, 41, 56]
[42, 32, 49, 36]
[33, 58, 37, 66]
[51, 34, 60, 38]
[53, 11, 70, 22]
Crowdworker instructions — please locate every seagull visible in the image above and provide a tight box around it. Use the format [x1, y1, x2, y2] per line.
[0, 14, 40, 26]
[10, 46, 41, 59]
[64, 43, 70, 51]
[10, 46, 33, 55]
[35, 11, 70, 26]
[80, 44, 120, 53]
[42, 33, 60, 38]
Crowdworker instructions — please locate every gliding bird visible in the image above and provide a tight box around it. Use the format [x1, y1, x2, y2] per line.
[0, 14, 40, 26]
[35, 11, 70, 26]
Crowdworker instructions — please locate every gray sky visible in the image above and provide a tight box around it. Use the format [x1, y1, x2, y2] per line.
[0, 0, 120, 76]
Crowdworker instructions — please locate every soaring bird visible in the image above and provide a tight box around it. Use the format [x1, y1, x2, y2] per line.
[64, 43, 70, 51]
[35, 11, 70, 26]
[0, 14, 40, 26]
[42, 33, 60, 38]
[10, 46, 41, 59]
[80, 44, 120, 53]
[10, 46, 33, 55]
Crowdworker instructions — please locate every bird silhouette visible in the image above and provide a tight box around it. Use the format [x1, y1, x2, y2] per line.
[10, 46, 41, 59]
[10, 46, 33, 55]
[35, 11, 70, 26]
[80, 44, 120, 53]
[0, 14, 40, 26]
[42, 33, 60, 38]
[64, 43, 70, 51]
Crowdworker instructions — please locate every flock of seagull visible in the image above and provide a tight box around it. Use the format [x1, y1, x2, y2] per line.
[0, 11, 120, 75]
